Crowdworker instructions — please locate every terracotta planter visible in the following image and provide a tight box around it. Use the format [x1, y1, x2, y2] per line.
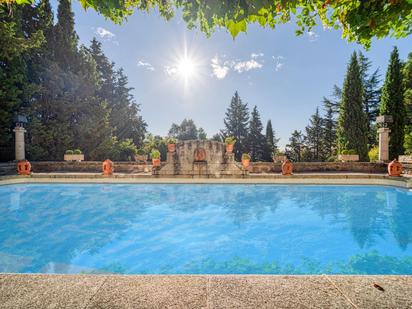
[102, 159, 114, 176]
[64, 154, 84, 162]
[152, 158, 161, 167]
[281, 159, 293, 176]
[226, 144, 234, 154]
[242, 159, 250, 169]
[273, 155, 287, 163]
[168, 143, 176, 153]
[388, 159, 403, 177]
[17, 160, 31, 175]
[338, 154, 359, 162]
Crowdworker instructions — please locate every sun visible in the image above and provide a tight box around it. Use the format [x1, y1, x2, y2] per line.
[177, 56, 196, 81]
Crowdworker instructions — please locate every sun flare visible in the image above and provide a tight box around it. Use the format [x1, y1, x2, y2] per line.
[177, 56, 196, 80]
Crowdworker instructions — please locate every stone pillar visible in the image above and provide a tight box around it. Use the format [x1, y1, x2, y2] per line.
[13, 125, 26, 161]
[378, 127, 391, 162]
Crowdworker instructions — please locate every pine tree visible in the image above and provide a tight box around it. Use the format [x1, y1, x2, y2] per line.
[305, 108, 324, 161]
[337, 52, 369, 161]
[379, 47, 405, 159]
[222, 91, 249, 160]
[286, 130, 304, 162]
[358, 51, 381, 146]
[265, 120, 279, 161]
[246, 106, 267, 161]
[322, 105, 337, 159]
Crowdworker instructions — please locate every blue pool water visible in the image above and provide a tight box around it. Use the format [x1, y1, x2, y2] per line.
[0, 183, 411, 274]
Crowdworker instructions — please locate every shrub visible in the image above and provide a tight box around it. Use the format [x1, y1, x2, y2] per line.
[225, 136, 236, 145]
[151, 149, 161, 159]
[166, 137, 177, 144]
[326, 156, 337, 162]
[368, 146, 379, 162]
[341, 149, 357, 155]
[136, 148, 146, 155]
[65, 150, 74, 155]
[73, 149, 82, 155]
[242, 153, 251, 160]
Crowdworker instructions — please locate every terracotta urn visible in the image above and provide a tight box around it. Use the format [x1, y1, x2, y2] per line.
[226, 144, 234, 154]
[152, 158, 161, 167]
[17, 160, 31, 175]
[242, 159, 250, 169]
[388, 159, 403, 177]
[102, 159, 114, 176]
[281, 159, 293, 176]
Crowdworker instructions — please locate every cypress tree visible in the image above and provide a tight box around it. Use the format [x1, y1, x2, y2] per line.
[379, 47, 405, 159]
[337, 52, 368, 161]
[246, 106, 266, 161]
[222, 91, 249, 160]
[403, 53, 412, 154]
[265, 120, 279, 161]
[54, 0, 78, 70]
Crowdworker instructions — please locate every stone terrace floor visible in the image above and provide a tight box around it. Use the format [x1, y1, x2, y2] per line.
[0, 274, 412, 308]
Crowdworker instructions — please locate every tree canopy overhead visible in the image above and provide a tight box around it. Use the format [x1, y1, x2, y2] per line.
[10, 0, 412, 48]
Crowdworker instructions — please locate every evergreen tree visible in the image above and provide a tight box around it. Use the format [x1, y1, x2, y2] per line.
[53, 0, 79, 70]
[246, 106, 267, 161]
[222, 91, 249, 160]
[197, 128, 207, 140]
[337, 52, 369, 161]
[211, 133, 222, 142]
[305, 108, 324, 161]
[403, 53, 412, 154]
[265, 120, 279, 161]
[286, 130, 304, 162]
[358, 51, 381, 146]
[322, 105, 337, 159]
[0, 4, 43, 160]
[379, 47, 405, 159]
[168, 118, 199, 140]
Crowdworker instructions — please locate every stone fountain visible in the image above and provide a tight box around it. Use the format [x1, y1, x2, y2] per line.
[159, 140, 242, 177]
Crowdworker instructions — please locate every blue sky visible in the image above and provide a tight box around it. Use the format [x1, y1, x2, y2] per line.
[63, 1, 411, 147]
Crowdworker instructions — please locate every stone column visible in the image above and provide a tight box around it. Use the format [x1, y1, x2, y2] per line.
[13, 125, 26, 161]
[378, 127, 391, 162]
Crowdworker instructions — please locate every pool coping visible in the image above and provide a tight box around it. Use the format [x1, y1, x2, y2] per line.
[1, 172, 411, 188]
[0, 274, 411, 308]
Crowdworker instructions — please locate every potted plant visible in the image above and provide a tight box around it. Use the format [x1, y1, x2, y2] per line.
[135, 148, 147, 162]
[151, 149, 161, 167]
[273, 150, 287, 163]
[64, 149, 84, 162]
[225, 136, 236, 154]
[338, 149, 359, 162]
[166, 137, 177, 153]
[241, 153, 251, 168]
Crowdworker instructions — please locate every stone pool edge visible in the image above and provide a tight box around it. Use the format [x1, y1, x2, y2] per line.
[0, 274, 411, 308]
[0, 173, 411, 188]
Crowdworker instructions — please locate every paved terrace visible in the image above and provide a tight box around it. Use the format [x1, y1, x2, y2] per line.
[0, 274, 412, 308]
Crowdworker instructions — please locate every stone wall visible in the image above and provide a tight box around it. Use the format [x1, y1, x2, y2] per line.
[30, 161, 150, 174]
[248, 162, 388, 174]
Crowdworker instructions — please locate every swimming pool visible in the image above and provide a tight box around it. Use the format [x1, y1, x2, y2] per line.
[0, 183, 411, 274]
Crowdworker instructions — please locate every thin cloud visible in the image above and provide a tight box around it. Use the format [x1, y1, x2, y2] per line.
[210, 53, 264, 79]
[95, 27, 115, 39]
[211, 55, 230, 79]
[164, 65, 178, 77]
[137, 60, 155, 71]
[273, 56, 285, 72]
[307, 30, 319, 42]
